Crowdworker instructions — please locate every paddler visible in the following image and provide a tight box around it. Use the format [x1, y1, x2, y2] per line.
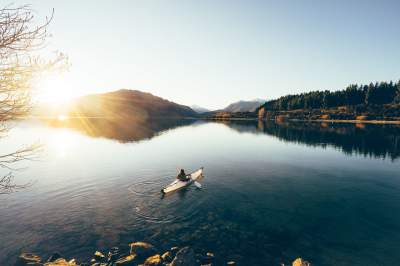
[177, 169, 189, 181]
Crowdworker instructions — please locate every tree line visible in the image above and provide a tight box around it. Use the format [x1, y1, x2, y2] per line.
[263, 81, 400, 111]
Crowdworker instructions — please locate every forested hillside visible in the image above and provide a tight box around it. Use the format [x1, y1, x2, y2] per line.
[262, 81, 400, 111]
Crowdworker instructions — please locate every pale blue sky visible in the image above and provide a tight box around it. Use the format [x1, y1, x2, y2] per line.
[15, 0, 400, 109]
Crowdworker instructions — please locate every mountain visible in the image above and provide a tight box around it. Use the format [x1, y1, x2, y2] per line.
[69, 89, 198, 119]
[222, 100, 265, 113]
[190, 105, 210, 114]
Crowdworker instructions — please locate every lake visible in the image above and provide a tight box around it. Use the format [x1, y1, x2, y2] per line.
[1, 119, 400, 265]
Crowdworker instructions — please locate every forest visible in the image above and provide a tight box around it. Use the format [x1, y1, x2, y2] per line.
[262, 81, 400, 111]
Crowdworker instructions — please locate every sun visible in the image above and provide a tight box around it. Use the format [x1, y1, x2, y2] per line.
[35, 74, 77, 105]
[57, 115, 69, 121]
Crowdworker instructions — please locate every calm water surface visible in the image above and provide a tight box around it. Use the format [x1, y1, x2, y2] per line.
[1, 119, 400, 265]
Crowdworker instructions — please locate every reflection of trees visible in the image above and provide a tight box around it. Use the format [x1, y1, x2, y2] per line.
[0, 138, 42, 194]
[224, 121, 400, 160]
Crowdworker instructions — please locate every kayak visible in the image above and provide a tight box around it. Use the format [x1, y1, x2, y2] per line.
[161, 167, 204, 194]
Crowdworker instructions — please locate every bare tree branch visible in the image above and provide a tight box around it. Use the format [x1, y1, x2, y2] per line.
[0, 142, 42, 169]
[0, 4, 65, 194]
[0, 172, 32, 194]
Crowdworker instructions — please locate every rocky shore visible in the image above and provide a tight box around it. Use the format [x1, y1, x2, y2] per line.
[15, 241, 310, 266]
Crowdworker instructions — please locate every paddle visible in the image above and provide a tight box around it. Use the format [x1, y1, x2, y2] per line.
[194, 181, 202, 189]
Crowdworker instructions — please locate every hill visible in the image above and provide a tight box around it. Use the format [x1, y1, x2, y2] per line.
[258, 80, 400, 122]
[260, 81, 400, 112]
[68, 89, 198, 119]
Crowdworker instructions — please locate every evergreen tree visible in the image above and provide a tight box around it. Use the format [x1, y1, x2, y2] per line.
[263, 80, 400, 111]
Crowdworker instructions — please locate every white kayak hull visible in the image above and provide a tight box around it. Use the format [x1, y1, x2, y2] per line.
[162, 167, 203, 194]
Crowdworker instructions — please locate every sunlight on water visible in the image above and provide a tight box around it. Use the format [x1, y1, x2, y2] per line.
[47, 129, 79, 158]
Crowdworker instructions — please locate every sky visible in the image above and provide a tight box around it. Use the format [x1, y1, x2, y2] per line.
[12, 0, 400, 110]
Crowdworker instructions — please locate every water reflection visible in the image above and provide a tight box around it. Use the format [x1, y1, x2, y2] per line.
[47, 130, 80, 158]
[2, 120, 400, 265]
[45, 117, 400, 160]
[222, 120, 400, 160]
[45, 117, 196, 142]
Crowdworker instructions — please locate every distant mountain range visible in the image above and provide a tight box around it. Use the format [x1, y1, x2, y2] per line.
[190, 105, 210, 114]
[221, 99, 265, 113]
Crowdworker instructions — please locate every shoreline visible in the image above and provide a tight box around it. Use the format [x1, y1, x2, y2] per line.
[289, 118, 400, 124]
[29, 115, 400, 125]
[203, 117, 400, 124]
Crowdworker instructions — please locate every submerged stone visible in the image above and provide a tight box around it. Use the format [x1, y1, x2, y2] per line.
[68, 259, 77, 265]
[170, 247, 196, 266]
[47, 252, 62, 262]
[108, 246, 120, 262]
[292, 258, 311, 266]
[199, 252, 215, 265]
[129, 242, 157, 259]
[206, 252, 214, 258]
[161, 251, 172, 262]
[93, 251, 106, 262]
[115, 254, 136, 265]
[143, 254, 162, 266]
[17, 253, 42, 265]
[170, 246, 179, 254]
[43, 258, 75, 266]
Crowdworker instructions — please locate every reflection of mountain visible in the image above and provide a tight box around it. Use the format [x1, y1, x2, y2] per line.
[47, 118, 196, 142]
[222, 120, 400, 160]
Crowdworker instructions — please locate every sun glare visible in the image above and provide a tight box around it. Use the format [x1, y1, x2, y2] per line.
[57, 115, 69, 121]
[35, 75, 77, 105]
[47, 130, 79, 158]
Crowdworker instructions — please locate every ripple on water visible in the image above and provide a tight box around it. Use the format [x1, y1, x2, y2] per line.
[128, 177, 206, 225]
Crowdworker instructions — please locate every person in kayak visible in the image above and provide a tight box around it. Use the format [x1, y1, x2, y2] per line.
[177, 169, 190, 181]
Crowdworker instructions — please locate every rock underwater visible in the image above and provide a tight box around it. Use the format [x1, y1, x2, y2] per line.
[16, 241, 310, 265]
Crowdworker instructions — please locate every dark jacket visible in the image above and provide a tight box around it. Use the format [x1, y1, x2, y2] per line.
[178, 171, 188, 181]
